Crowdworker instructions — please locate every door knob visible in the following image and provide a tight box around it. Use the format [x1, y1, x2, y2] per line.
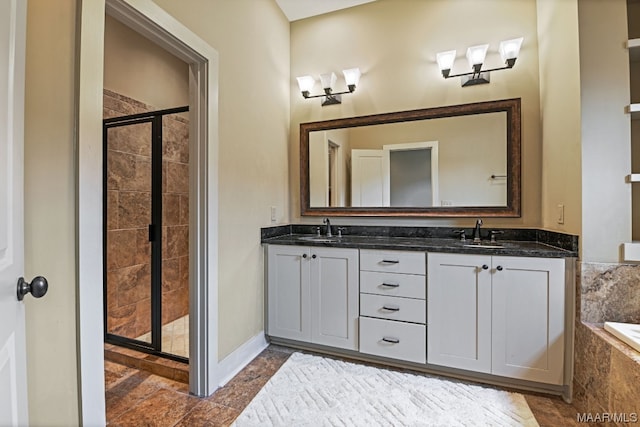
[17, 276, 49, 301]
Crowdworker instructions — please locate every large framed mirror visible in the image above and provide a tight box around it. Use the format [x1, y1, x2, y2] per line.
[300, 98, 521, 217]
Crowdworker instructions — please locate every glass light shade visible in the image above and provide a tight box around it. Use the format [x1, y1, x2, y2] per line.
[499, 37, 524, 63]
[319, 72, 337, 90]
[466, 44, 489, 69]
[296, 75, 316, 93]
[436, 50, 456, 71]
[342, 68, 361, 87]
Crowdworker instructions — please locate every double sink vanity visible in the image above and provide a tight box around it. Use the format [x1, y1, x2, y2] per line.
[266, 97, 578, 400]
[261, 223, 578, 400]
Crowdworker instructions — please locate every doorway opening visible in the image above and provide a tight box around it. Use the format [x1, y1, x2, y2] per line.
[77, 2, 219, 420]
[103, 102, 190, 363]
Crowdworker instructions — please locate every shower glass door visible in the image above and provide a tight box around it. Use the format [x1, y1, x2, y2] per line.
[104, 119, 154, 346]
[103, 106, 188, 362]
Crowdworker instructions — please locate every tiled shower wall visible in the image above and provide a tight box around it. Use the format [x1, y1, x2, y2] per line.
[104, 89, 189, 339]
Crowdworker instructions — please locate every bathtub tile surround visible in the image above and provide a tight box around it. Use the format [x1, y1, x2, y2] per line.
[579, 262, 640, 324]
[573, 323, 640, 421]
[572, 262, 640, 422]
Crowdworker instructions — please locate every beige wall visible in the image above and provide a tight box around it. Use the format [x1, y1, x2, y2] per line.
[578, 0, 631, 263]
[24, 0, 79, 425]
[151, 0, 291, 359]
[290, 0, 542, 229]
[104, 15, 189, 110]
[536, 0, 582, 237]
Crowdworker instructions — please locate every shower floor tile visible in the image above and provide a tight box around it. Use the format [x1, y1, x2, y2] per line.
[136, 314, 189, 358]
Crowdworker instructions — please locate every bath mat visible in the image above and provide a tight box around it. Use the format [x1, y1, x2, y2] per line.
[231, 352, 539, 427]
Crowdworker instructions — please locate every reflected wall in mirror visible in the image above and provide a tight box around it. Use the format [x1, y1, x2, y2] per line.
[300, 98, 521, 217]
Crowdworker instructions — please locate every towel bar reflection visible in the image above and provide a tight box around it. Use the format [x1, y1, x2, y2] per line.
[491, 174, 507, 179]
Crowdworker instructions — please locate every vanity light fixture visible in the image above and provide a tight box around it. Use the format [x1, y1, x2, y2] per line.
[296, 68, 361, 106]
[436, 37, 523, 87]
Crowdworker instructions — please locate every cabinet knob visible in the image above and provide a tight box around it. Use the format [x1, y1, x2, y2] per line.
[312, 254, 317, 259]
[302, 253, 308, 259]
[496, 265, 503, 271]
[482, 264, 489, 270]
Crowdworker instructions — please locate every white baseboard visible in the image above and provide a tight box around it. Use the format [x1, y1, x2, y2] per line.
[216, 331, 269, 387]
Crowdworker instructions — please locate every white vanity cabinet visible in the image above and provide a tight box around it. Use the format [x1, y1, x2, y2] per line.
[266, 245, 359, 350]
[427, 253, 492, 373]
[359, 249, 427, 364]
[427, 252, 566, 385]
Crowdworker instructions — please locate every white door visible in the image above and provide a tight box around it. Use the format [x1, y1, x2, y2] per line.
[0, 1, 29, 425]
[427, 253, 492, 373]
[351, 149, 389, 207]
[310, 247, 359, 350]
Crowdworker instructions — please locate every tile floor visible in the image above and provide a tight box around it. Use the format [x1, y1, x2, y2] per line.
[136, 315, 190, 358]
[105, 345, 581, 426]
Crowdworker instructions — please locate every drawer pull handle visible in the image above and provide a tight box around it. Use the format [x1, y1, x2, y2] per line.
[382, 337, 400, 344]
[382, 305, 400, 312]
[381, 282, 400, 288]
[381, 259, 400, 264]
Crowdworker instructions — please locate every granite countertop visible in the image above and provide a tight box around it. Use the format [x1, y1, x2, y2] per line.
[261, 225, 579, 258]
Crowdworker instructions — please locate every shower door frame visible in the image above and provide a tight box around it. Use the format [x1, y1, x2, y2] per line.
[103, 106, 189, 363]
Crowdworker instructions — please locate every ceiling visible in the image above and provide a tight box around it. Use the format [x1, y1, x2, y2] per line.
[275, 0, 377, 22]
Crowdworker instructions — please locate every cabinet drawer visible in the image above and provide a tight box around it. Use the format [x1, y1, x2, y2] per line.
[359, 317, 426, 364]
[360, 271, 426, 299]
[360, 294, 426, 324]
[360, 250, 425, 275]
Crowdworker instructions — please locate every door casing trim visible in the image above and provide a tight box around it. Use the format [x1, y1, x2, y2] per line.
[77, 0, 219, 424]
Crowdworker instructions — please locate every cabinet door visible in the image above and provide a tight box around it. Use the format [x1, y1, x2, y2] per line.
[427, 253, 492, 373]
[310, 247, 359, 350]
[492, 256, 565, 385]
[267, 245, 311, 341]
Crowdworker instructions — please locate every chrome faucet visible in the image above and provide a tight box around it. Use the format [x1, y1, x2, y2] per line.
[323, 218, 332, 237]
[473, 219, 483, 243]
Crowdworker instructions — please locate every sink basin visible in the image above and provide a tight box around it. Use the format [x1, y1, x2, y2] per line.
[463, 244, 505, 249]
[298, 236, 340, 243]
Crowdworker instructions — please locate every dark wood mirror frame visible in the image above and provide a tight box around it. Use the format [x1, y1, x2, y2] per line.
[300, 98, 521, 217]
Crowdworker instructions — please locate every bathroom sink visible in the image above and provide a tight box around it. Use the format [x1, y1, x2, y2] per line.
[463, 244, 505, 249]
[298, 236, 340, 243]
